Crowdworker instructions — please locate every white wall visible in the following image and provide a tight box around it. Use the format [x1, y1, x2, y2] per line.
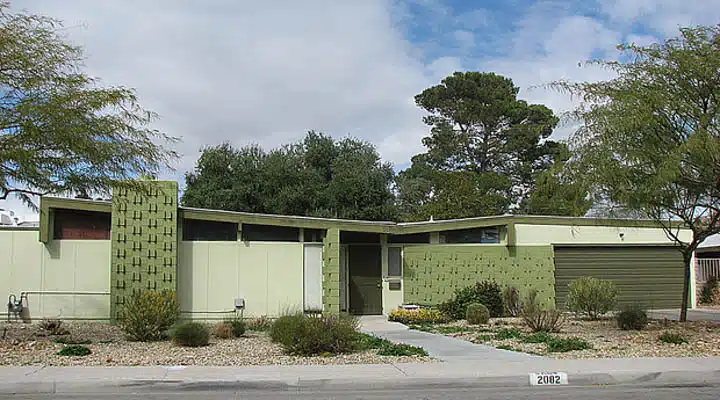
[515, 224, 692, 246]
[0, 229, 111, 320]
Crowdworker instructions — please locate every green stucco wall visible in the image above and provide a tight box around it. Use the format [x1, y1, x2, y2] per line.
[110, 181, 179, 320]
[403, 245, 556, 308]
[322, 228, 341, 312]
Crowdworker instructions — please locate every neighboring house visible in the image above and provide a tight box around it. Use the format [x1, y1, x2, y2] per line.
[694, 235, 720, 303]
[0, 181, 694, 321]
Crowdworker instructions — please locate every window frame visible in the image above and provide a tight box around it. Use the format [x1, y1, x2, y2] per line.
[386, 245, 403, 279]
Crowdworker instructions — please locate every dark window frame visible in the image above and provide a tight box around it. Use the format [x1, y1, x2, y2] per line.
[52, 209, 111, 240]
[440, 227, 501, 244]
[387, 246, 403, 278]
[241, 223, 300, 242]
[182, 219, 238, 241]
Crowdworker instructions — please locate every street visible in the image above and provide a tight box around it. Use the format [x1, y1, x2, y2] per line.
[2, 383, 718, 400]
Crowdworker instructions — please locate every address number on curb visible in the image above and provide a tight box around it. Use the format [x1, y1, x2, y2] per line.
[529, 372, 568, 386]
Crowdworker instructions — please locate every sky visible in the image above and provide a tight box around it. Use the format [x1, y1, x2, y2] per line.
[3, 0, 720, 220]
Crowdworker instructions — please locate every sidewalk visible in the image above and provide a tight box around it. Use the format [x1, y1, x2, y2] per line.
[2, 357, 720, 394]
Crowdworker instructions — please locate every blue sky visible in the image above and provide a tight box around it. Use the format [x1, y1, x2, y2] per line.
[4, 0, 720, 218]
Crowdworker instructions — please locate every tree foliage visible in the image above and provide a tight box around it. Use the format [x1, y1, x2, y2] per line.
[0, 2, 177, 207]
[182, 131, 396, 220]
[396, 72, 562, 221]
[551, 25, 720, 321]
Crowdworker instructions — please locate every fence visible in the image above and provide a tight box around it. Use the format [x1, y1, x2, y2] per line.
[696, 258, 720, 282]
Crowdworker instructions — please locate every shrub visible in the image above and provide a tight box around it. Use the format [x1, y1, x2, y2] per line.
[658, 331, 688, 345]
[388, 308, 451, 325]
[566, 277, 618, 320]
[119, 290, 179, 342]
[57, 345, 91, 356]
[171, 322, 210, 347]
[214, 322, 233, 339]
[521, 332, 554, 344]
[466, 303, 490, 325]
[247, 316, 272, 331]
[356, 333, 392, 350]
[503, 287, 521, 317]
[700, 276, 718, 304]
[520, 290, 565, 333]
[439, 280, 504, 320]
[376, 343, 428, 357]
[40, 319, 69, 336]
[54, 337, 91, 345]
[494, 327, 523, 340]
[616, 305, 649, 331]
[546, 337, 591, 352]
[270, 313, 360, 356]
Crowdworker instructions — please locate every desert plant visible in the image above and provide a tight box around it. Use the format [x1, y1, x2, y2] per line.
[214, 322, 233, 339]
[438, 280, 504, 320]
[387, 308, 451, 325]
[270, 312, 360, 356]
[465, 303, 490, 325]
[171, 322, 210, 347]
[658, 331, 688, 345]
[616, 305, 649, 331]
[54, 337, 91, 345]
[521, 331, 554, 344]
[546, 337, 591, 352]
[119, 290, 179, 342]
[225, 318, 246, 337]
[521, 290, 565, 333]
[376, 343, 428, 357]
[566, 277, 618, 320]
[356, 333, 393, 350]
[57, 345, 91, 356]
[39, 319, 69, 336]
[247, 316, 272, 331]
[494, 327, 523, 340]
[503, 287, 521, 317]
[700, 276, 718, 304]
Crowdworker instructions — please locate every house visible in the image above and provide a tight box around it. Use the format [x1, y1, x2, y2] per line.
[0, 181, 694, 321]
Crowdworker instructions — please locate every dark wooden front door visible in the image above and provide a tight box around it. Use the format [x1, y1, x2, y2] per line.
[348, 245, 382, 315]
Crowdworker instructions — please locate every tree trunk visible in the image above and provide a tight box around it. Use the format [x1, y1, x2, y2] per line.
[680, 251, 692, 322]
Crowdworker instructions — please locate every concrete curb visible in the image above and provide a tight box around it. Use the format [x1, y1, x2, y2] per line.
[2, 370, 720, 394]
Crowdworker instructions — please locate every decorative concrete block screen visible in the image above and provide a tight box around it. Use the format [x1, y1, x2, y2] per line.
[110, 181, 179, 320]
[322, 228, 341, 312]
[403, 245, 555, 308]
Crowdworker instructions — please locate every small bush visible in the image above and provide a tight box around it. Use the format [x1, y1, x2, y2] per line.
[57, 345, 91, 356]
[494, 328, 523, 340]
[225, 318, 246, 337]
[616, 305, 649, 331]
[658, 331, 688, 345]
[40, 319, 69, 336]
[376, 343, 428, 357]
[521, 332, 554, 344]
[566, 277, 618, 320]
[466, 303, 490, 325]
[476, 334, 494, 342]
[356, 333, 392, 350]
[54, 337, 91, 345]
[520, 290, 565, 333]
[214, 322, 233, 339]
[247, 316, 272, 331]
[546, 337, 591, 352]
[503, 287, 521, 317]
[388, 308, 451, 325]
[700, 277, 718, 304]
[119, 290, 179, 342]
[171, 322, 210, 347]
[439, 280, 504, 320]
[270, 313, 360, 356]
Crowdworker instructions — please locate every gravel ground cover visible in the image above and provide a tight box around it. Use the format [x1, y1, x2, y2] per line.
[412, 317, 720, 359]
[0, 322, 433, 366]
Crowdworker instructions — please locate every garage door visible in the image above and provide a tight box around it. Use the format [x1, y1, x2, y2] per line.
[554, 246, 684, 310]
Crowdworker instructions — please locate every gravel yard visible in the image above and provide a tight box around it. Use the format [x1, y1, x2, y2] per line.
[0, 322, 432, 366]
[414, 317, 720, 359]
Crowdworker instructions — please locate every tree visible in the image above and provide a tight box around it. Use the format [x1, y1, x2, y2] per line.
[0, 2, 177, 207]
[397, 72, 561, 221]
[551, 25, 720, 321]
[182, 131, 396, 220]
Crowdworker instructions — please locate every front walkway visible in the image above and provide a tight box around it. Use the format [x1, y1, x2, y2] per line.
[648, 308, 720, 322]
[358, 316, 537, 362]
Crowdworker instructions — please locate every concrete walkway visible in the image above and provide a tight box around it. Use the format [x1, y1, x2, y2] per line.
[358, 316, 536, 361]
[648, 308, 720, 322]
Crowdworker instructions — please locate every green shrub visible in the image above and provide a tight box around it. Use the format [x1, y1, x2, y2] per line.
[503, 287, 521, 317]
[439, 280, 504, 320]
[57, 345, 91, 356]
[225, 318, 246, 337]
[270, 313, 360, 356]
[119, 290, 179, 342]
[171, 322, 210, 347]
[566, 277, 618, 320]
[465, 303, 490, 325]
[376, 343, 428, 357]
[520, 290, 565, 333]
[40, 319, 69, 336]
[494, 328, 523, 340]
[54, 337, 91, 345]
[476, 334, 494, 342]
[700, 276, 718, 304]
[616, 305, 649, 331]
[356, 333, 392, 350]
[546, 337, 591, 352]
[388, 308, 451, 324]
[521, 332, 554, 344]
[658, 331, 688, 344]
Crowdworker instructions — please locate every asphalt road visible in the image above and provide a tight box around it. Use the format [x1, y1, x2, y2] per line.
[2, 384, 718, 400]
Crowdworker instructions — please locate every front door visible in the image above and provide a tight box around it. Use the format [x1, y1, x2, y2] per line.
[348, 245, 382, 315]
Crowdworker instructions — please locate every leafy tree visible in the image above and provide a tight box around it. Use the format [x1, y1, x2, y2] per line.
[551, 25, 720, 321]
[182, 131, 396, 220]
[0, 2, 177, 207]
[397, 72, 561, 221]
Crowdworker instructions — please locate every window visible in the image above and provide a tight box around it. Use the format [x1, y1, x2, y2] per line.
[340, 231, 381, 244]
[441, 227, 500, 244]
[53, 209, 111, 240]
[303, 228, 325, 243]
[387, 247, 402, 277]
[182, 219, 237, 241]
[388, 233, 430, 244]
[242, 224, 299, 242]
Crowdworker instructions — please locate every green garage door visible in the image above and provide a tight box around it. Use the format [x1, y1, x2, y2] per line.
[554, 246, 684, 310]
